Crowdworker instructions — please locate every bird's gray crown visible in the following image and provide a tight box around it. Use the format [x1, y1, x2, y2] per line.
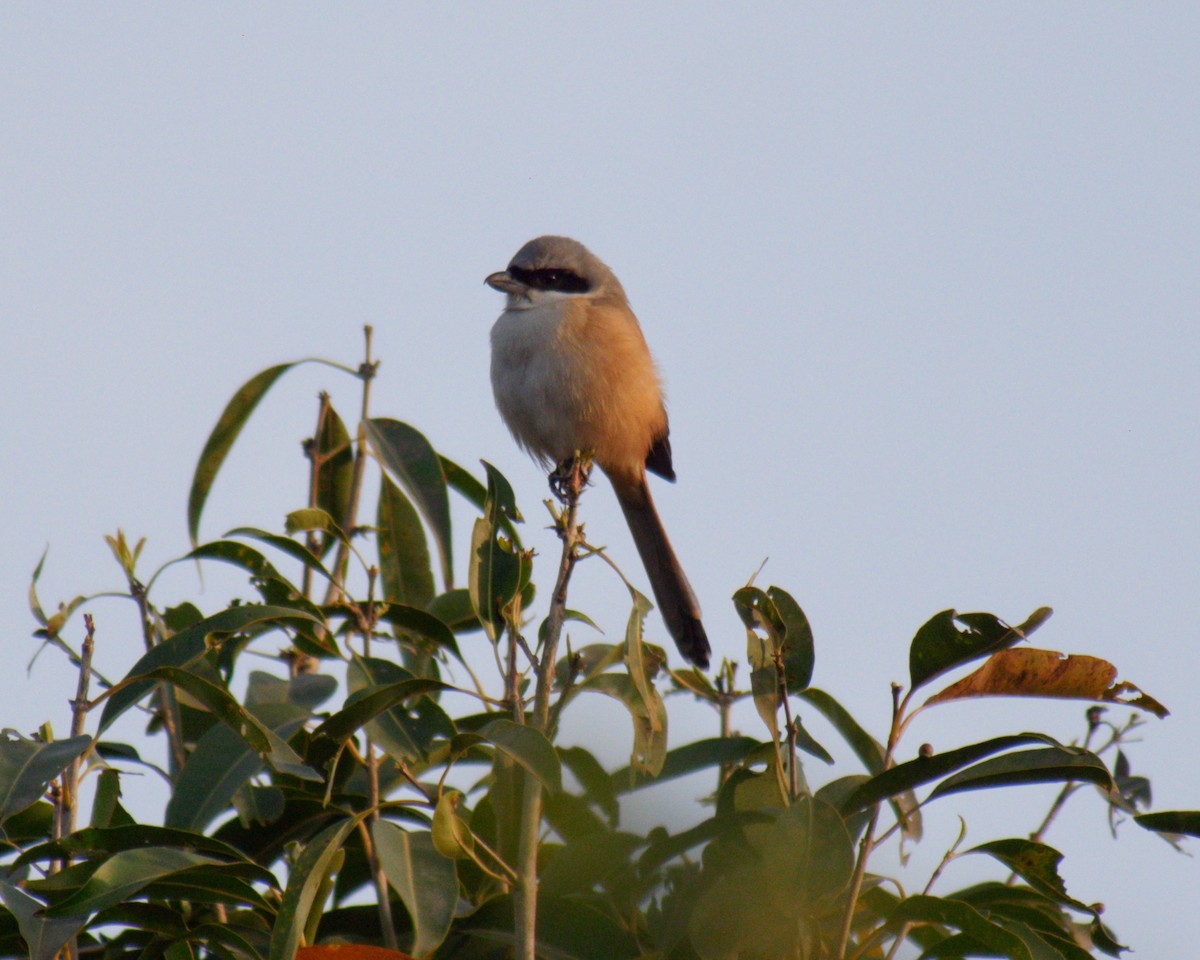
[506, 236, 624, 299]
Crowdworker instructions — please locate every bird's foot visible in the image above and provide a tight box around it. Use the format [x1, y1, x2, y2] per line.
[549, 453, 593, 502]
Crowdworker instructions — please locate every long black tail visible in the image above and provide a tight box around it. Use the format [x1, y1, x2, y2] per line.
[610, 472, 710, 669]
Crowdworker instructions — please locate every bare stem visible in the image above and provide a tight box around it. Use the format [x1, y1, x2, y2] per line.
[514, 458, 587, 960]
[130, 579, 186, 775]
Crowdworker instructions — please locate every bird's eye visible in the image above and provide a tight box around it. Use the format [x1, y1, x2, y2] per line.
[507, 265, 590, 293]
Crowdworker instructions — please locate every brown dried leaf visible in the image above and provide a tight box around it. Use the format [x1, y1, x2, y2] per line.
[925, 648, 1169, 717]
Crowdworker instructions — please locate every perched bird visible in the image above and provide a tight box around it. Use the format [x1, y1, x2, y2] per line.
[486, 236, 711, 669]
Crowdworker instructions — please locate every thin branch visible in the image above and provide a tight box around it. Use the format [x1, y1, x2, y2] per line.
[514, 457, 588, 960]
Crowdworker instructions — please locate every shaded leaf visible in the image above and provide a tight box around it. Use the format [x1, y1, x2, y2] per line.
[365, 419, 453, 588]
[1134, 809, 1200, 839]
[0, 733, 91, 825]
[925, 648, 1169, 717]
[910, 608, 1048, 692]
[0, 879, 86, 960]
[439, 455, 521, 547]
[43, 847, 221, 917]
[614, 736, 760, 794]
[842, 734, 1058, 814]
[454, 894, 638, 960]
[268, 815, 365, 960]
[189, 362, 299, 545]
[98, 605, 325, 732]
[585, 674, 668, 778]
[890, 894, 1033, 960]
[541, 832, 645, 896]
[378, 475, 435, 609]
[313, 401, 355, 552]
[968, 839, 1093, 914]
[479, 719, 561, 793]
[372, 822, 456, 957]
[798, 688, 886, 774]
[930, 747, 1114, 801]
[467, 514, 521, 644]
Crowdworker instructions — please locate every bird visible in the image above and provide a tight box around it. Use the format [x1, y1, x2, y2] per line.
[486, 236, 711, 669]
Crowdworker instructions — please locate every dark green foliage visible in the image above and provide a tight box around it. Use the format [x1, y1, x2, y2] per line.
[3, 346, 1191, 960]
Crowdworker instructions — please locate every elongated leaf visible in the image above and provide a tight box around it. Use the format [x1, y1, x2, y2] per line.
[967, 839, 1093, 914]
[0, 880, 86, 960]
[770, 586, 814, 691]
[376, 602, 462, 663]
[372, 823, 456, 957]
[189, 363, 300, 545]
[365, 419, 453, 587]
[929, 747, 1114, 801]
[98, 605, 324, 732]
[1135, 809, 1200, 838]
[43, 847, 220, 917]
[309, 678, 455, 763]
[479, 720, 561, 792]
[16, 825, 249, 869]
[888, 894, 1033, 960]
[347, 657, 453, 764]
[165, 704, 311, 830]
[0, 734, 91, 824]
[455, 894, 638, 960]
[925, 648, 1169, 717]
[268, 815, 365, 960]
[467, 514, 521, 643]
[427, 588, 482, 633]
[378, 475, 435, 608]
[224, 527, 335, 584]
[313, 401, 355, 550]
[909, 609, 1042, 692]
[440, 455, 522, 546]
[841, 734, 1058, 814]
[798, 688, 886, 774]
[585, 673, 668, 779]
[614, 736, 760, 794]
[133, 667, 320, 782]
[541, 831, 645, 896]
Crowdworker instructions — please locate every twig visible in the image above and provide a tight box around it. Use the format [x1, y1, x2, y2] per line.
[514, 457, 587, 960]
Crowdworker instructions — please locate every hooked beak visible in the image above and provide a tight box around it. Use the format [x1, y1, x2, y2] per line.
[485, 270, 523, 294]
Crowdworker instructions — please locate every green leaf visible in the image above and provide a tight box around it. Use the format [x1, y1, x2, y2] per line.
[0, 733, 91, 825]
[454, 894, 639, 960]
[98, 604, 325, 732]
[929, 747, 1114, 802]
[1135, 809, 1200, 837]
[164, 703, 311, 831]
[798, 688, 886, 774]
[558, 746, 619, 824]
[376, 602, 463, 663]
[224, 527, 335, 584]
[42, 847, 221, 918]
[613, 736, 760, 793]
[541, 831, 645, 896]
[841, 733, 1058, 814]
[313, 401, 355, 551]
[770, 586, 815, 691]
[16, 825, 251, 869]
[377, 474, 435, 608]
[0, 880, 87, 960]
[372, 822, 456, 957]
[267, 815, 365, 960]
[888, 894, 1034, 960]
[909, 608, 1047, 692]
[440, 455, 522, 546]
[284, 507, 346, 540]
[689, 797, 855, 959]
[467, 513, 521, 644]
[967, 839, 1093, 914]
[585, 673, 668, 779]
[346, 657, 453, 764]
[133, 667, 321, 782]
[309, 678, 455, 763]
[188, 362, 300, 545]
[479, 719, 562, 793]
[365, 418, 454, 588]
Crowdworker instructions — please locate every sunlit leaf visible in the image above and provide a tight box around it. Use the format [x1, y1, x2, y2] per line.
[467, 514, 521, 644]
[188, 362, 300, 545]
[372, 822, 455, 957]
[925, 648, 1169, 717]
[365, 419, 453, 588]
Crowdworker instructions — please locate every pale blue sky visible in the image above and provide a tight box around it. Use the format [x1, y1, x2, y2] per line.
[3, 5, 1198, 954]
